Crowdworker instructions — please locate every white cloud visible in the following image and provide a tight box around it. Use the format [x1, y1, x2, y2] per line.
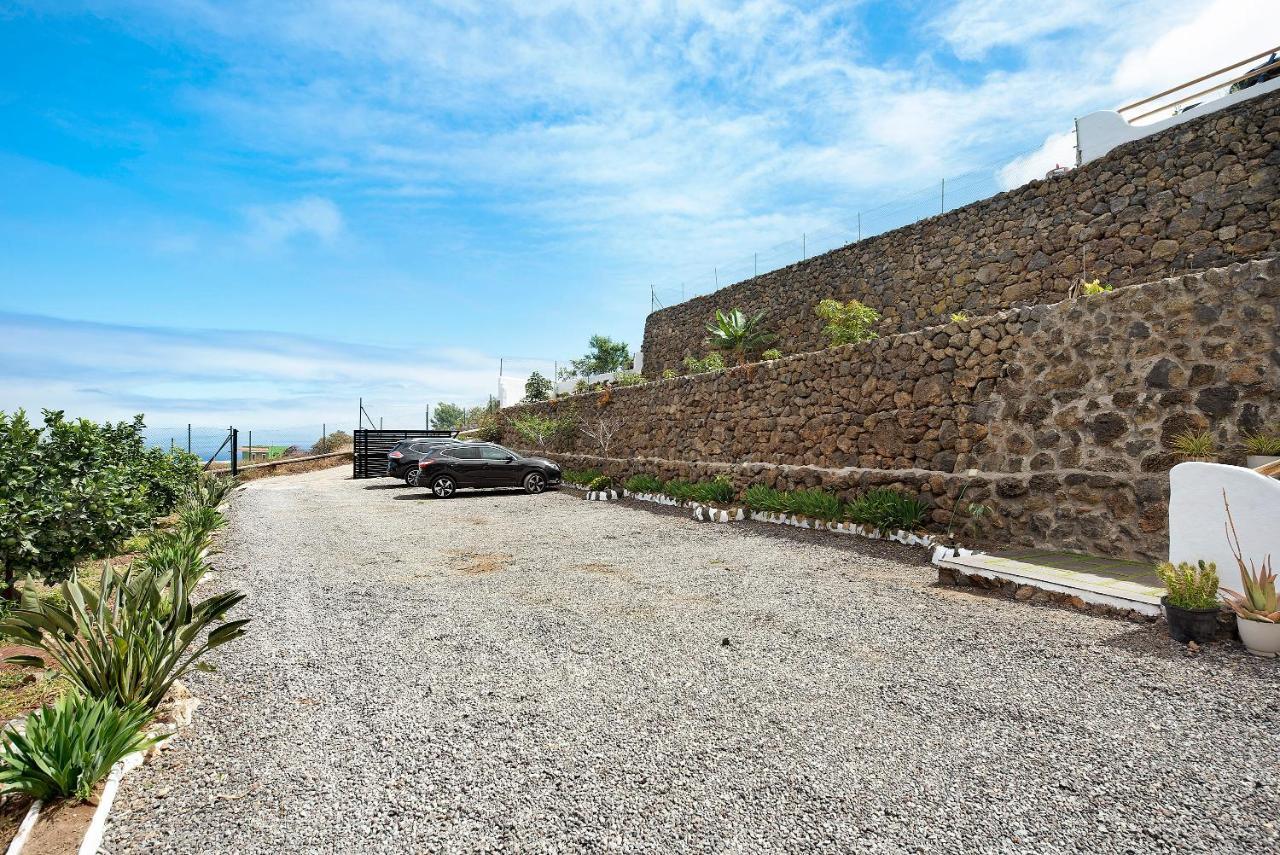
[997, 129, 1077, 189]
[0, 310, 500, 427]
[243, 196, 343, 248]
[931, 0, 1112, 61]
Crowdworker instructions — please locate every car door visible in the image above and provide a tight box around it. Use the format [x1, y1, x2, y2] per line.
[479, 444, 521, 486]
[446, 445, 487, 486]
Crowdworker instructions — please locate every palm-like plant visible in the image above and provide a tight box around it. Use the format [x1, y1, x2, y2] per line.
[704, 309, 775, 365]
[2, 562, 249, 711]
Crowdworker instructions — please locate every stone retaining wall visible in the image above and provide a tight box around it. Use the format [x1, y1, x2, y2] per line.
[641, 88, 1280, 376]
[506, 258, 1280, 560]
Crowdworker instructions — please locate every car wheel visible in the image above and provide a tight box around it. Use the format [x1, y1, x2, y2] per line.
[523, 472, 546, 494]
[405, 468, 420, 487]
[431, 475, 456, 498]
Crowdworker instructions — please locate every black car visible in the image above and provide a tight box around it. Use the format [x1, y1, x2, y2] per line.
[416, 443, 561, 497]
[387, 437, 461, 485]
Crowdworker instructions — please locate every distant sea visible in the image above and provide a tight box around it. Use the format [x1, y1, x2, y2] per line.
[142, 427, 330, 463]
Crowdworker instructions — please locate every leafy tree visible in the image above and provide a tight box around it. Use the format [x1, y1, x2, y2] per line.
[816, 298, 881, 346]
[311, 430, 351, 454]
[569, 335, 631, 377]
[431, 403, 465, 431]
[704, 309, 775, 365]
[524, 371, 553, 402]
[0, 410, 160, 598]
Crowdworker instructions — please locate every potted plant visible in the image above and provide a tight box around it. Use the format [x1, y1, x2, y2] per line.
[1243, 429, 1280, 470]
[1219, 496, 1280, 657]
[1171, 429, 1218, 463]
[1155, 560, 1221, 644]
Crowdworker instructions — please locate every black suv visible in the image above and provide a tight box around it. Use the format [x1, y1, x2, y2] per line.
[417, 443, 561, 497]
[387, 438, 461, 485]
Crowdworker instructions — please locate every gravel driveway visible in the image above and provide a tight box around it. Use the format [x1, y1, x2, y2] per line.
[105, 465, 1280, 854]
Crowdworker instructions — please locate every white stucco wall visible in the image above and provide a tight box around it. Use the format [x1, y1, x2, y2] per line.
[1168, 462, 1280, 594]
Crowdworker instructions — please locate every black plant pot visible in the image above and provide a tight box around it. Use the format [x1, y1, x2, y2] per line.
[1162, 597, 1220, 644]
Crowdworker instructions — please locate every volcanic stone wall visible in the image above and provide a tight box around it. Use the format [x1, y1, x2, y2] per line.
[509, 258, 1280, 560]
[641, 87, 1280, 377]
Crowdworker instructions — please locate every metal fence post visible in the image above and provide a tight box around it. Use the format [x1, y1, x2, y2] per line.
[322, 423, 326, 453]
[230, 428, 239, 477]
[187, 424, 191, 454]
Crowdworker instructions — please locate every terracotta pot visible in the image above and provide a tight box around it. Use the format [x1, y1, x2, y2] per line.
[1236, 618, 1280, 658]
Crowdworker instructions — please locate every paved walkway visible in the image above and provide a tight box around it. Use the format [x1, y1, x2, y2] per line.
[104, 466, 1280, 854]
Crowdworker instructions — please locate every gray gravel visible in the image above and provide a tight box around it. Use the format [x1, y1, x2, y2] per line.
[105, 465, 1280, 854]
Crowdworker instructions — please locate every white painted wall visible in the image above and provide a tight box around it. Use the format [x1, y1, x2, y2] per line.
[1168, 462, 1280, 594]
[1076, 75, 1280, 165]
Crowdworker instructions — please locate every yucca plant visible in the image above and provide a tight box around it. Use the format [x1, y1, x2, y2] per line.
[177, 503, 226, 538]
[0, 693, 159, 802]
[2, 562, 249, 711]
[624, 474, 664, 494]
[135, 524, 214, 591]
[1156, 560, 1220, 610]
[1220, 495, 1279, 623]
[704, 309, 775, 365]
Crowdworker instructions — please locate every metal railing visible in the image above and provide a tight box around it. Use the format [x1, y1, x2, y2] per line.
[1118, 45, 1280, 123]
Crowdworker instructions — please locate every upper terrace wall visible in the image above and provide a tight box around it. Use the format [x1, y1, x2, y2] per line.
[508, 259, 1280, 561]
[641, 88, 1280, 377]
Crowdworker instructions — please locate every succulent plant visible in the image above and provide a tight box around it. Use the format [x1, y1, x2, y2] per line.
[1219, 492, 1280, 623]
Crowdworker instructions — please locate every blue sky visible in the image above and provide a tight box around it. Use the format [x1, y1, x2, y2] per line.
[1, 0, 1274, 429]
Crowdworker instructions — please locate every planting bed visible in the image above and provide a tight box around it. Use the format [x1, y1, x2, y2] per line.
[101, 465, 1280, 853]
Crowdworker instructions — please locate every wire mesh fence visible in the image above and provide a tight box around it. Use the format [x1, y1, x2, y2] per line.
[648, 145, 1054, 311]
[144, 424, 349, 469]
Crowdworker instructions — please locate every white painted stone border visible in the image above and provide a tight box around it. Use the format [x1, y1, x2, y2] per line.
[624, 490, 960, 555]
[585, 489, 621, 501]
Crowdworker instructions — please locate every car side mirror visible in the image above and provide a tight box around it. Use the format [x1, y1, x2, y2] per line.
[504, 456, 515, 462]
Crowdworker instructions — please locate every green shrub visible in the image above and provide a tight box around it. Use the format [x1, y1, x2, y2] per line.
[681, 353, 726, 374]
[0, 693, 159, 802]
[761, 348, 783, 361]
[782, 488, 843, 520]
[661, 369, 678, 380]
[1156, 560, 1220, 610]
[0, 410, 158, 595]
[689, 476, 735, 505]
[846, 488, 928, 532]
[662, 479, 697, 501]
[612, 372, 646, 387]
[510, 413, 565, 449]
[1080, 279, 1113, 296]
[816, 298, 881, 346]
[473, 413, 503, 443]
[624, 474, 664, 494]
[2, 561, 249, 712]
[743, 484, 788, 513]
[587, 476, 613, 491]
[562, 469, 602, 486]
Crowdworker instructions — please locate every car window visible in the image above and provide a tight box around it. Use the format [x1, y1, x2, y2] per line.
[479, 446, 513, 461]
[448, 446, 480, 460]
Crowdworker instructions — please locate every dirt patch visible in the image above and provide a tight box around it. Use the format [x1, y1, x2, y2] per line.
[447, 551, 512, 575]
[0, 646, 62, 725]
[578, 562, 620, 575]
[462, 516, 491, 526]
[0, 795, 34, 847]
[22, 787, 102, 855]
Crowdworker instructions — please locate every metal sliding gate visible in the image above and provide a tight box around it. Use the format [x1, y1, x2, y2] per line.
[353, 429, 456, 479]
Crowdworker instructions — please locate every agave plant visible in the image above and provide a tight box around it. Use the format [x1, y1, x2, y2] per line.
[0, 693, 159, 802]
[184, 473, 238, 510]
[704, 309, 775, 365]
[2, 562, 249, 711]
[1220, 493, 1279, 622]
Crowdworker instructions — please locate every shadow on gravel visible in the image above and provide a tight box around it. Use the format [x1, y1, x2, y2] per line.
[1097, 624, 1260, 666]
[392, 489, 531, 501]
[363, 482, 407, 490]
